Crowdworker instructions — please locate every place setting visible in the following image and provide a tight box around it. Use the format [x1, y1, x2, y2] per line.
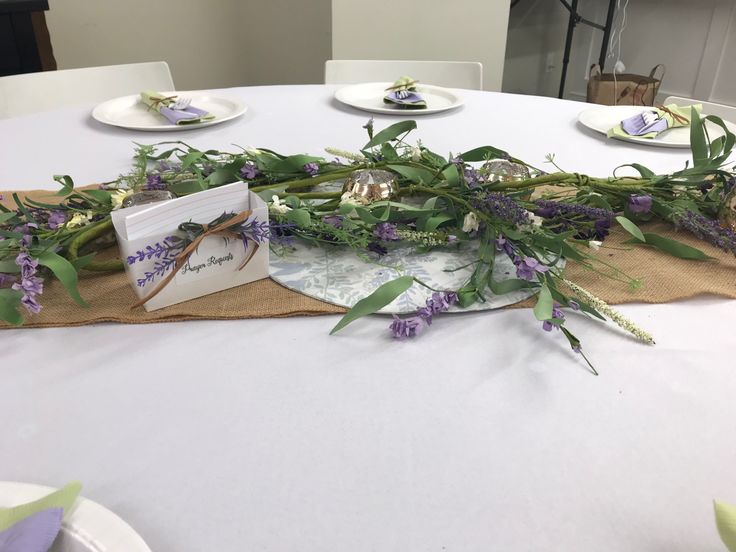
[0, 481, 151, 552]
[92, 90, 247, 131]
[578, 102, 736, 148]
[334, 76, 464, 115]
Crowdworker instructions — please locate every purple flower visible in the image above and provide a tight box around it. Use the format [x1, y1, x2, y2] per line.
[322, 215, 343, 228]
[13, 251, 43, 314]
[15, 252, 38, 279]
[464, 167, 481, 187]
[515, 256, 549, 281]
[673, 210, 736, 255]
[569, 300, 580, 311]
[542, 303, 565, 331]
[239, 163, 260, 180]
[495, 234, 516, 259]
[450, 156, 463, 166]
[13, 276, 43, 295]
[447, 234, 458, 244]
[390, 314, 428, 339]
[144, 173, 166, 191]
[363, 117, 374, 133]
[367, 242, 387, 256]
[473, 192, 530, 226]
[47, 210, 66, 230]
[303, 162, 320, 176]
[628, 194, 653, 214]
[373, 222, 400, 241]
[0, 272, 16, 288]
[20, 294, 42, 314]
[390, 291, 457, 340]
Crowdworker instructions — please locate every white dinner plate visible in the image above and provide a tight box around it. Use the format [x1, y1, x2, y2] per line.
[0, 481, 151, 552]
[578, 105, 736, 148]
[92, 90, 247, 131]
[334, 82, 463, 115]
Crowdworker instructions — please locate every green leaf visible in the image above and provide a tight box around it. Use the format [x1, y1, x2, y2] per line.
[421, 214, 454, 232]
[616, 163, 655, 178]
[460, 146, 509, 162]
[169, 179, 206, 196]
[442, 164, 460, 187]
[269, 154, 323, 174]
[0, 288, 23, 326]
[286, 208, 311, 228]
[380, 143, 399, 161]
[715, 500, 736, 552]
[179, 150, 205, 169]
[82, 189, 112, 205]
[0, 212, 18, 224]
[363, 120, 417, 150]
[0, 259, 20, 272]
[488, 278, 538, 295]
[386, 164, 435, 184]
[631, 232, 714, 260]
[255, 186, 289, 203]
[53, 175, 74, 196]
[35, 251, 87, 307]
[330, 275, 415, 334]
[615, 215, 646, 242]
[690, 108, 708, 167]
[533, 284, 553, 321]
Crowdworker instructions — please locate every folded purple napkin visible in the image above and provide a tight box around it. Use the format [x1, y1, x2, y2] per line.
[0, 508, 63, 552]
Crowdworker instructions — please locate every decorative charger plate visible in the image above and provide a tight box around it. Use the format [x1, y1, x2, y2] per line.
[334, 82, 463, 115]
[92, 91, 247, 131]
[578, 105, 736, 148]
[0, 481, 151, 552]
[270, 241, 536, 313]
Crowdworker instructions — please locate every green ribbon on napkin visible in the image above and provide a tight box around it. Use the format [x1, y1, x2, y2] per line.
[716, 500, 736, 552]
[608, 104, 699, 139]
[141, 90, 215, 125]
[0, 481, 81, 532]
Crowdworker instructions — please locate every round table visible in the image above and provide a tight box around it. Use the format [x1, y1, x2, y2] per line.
[1, 85, 734, 551]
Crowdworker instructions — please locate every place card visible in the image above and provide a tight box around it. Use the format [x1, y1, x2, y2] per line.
[111, 182, 269, 311]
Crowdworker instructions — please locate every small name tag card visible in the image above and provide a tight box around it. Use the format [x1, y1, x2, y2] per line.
[111, 182, 269, 311]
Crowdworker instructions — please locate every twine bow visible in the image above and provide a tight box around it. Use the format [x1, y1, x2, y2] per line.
[147, 94, 178, 111]
[131, 209, 258, 309]
[657, 104, 690, 126]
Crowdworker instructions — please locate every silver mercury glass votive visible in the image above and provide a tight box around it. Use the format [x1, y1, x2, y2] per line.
[342, 169, 398, 202]
[122, 190, 175, 208]
[482, 159, 531, 182]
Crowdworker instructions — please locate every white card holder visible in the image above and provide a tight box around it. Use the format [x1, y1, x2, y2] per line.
[111, 183, 269, 311]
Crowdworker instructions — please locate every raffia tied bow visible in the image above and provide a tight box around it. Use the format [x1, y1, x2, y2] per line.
[131, 210, 258, 309]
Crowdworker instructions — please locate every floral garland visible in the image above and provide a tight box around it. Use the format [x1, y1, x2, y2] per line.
[1, 113, 734, 372]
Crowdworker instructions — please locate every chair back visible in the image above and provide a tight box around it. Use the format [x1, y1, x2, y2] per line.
[662, 95, 736, 122]
[0, 61, 174, 118]
[325, 60, 483, 90]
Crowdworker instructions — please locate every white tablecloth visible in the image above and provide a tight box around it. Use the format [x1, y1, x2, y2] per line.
[1, 86, 734, 551]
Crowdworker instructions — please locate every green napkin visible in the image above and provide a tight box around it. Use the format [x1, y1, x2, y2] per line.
[608, 104, 699, 139]
[0, 481, 81, 532]
[716, 500, 736, 552]
[140, 90, 215, 125]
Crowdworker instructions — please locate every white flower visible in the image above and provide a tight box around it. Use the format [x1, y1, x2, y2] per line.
[269, 195, 292, 214]
[462, 212, 480, 233]
[339, 191, 369, 206]
[526, 211, 544, 227]
[111, 189, 131, 210]
[588, 240, 602, 250]
[243, 145, 261, 156]
[410, 146, 422, 162]
[66, 211, 92, 229]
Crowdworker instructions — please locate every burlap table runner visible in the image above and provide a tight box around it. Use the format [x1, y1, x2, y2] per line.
[2, 189, 735, 329]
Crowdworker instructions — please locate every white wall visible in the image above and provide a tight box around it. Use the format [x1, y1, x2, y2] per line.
[331, 0, 510, 92]
[45, 0, 331, 89]
[503, 0, 736, 105]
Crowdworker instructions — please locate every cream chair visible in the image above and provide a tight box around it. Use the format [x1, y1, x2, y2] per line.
[325, 60, 483, 90]
[663, 95, 736, 122]
[0, 61, 174, 118]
